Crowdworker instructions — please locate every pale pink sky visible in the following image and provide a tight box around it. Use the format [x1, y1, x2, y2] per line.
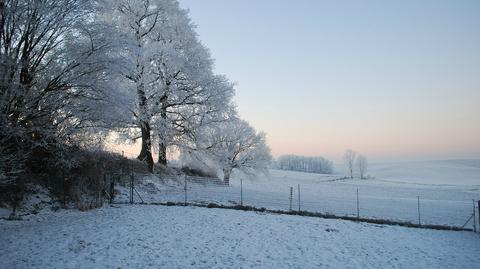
[114, 1, 480, 163]
[176, 0, 480, 162]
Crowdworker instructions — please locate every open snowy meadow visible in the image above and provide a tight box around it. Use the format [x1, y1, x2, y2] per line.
[1, 204, 480, 269]
[113, 160, 480, 229]
[1, 161, 479, 268]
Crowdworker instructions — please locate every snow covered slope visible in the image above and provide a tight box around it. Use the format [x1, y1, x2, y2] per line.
[1, 205, 479, 268]
[367, 160, 480, 186]
[235, 168, 479, 227]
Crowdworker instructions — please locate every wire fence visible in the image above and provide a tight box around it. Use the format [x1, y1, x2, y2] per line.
[107, 172, 480, 232]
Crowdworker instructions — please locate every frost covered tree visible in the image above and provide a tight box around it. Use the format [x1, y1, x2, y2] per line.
[152, 74, 235, 166]
[357, 154, 368, 179]
[343, 149, 356, 179]
[0, 0, 122, 182]
[148, 17, 234, 166]
[98, 0, 169, 170]
[191, 118, 272, 185]
[99, 0, 234, 170]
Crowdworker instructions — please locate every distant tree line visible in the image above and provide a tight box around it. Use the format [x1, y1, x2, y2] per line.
[277, 155, 333, 174]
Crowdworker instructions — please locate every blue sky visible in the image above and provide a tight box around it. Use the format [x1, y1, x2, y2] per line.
[178, 0, 480, 161]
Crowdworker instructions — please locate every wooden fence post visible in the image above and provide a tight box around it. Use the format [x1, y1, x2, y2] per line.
[130, 173, 134, 204]
[289, 187, 293, 212]
[473, 200, 476, 232]
[298, 184, 301, 211]
[356, 188, 360, 219]
[478, 200, 480, 233]
[240, 177, 243, 207]
[184, 175, 187, 206]
[417, 196, 421, 225]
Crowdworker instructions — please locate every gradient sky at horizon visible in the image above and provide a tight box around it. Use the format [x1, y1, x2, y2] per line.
[177, 0, 480, 162]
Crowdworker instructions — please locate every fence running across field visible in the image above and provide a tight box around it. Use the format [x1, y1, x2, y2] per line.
[108, 172, 480, 232]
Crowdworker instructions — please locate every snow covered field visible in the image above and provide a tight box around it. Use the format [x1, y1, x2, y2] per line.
[115, 160, 480, 228]
[1, 204, 479, 269]
[368, 160, 480, 186]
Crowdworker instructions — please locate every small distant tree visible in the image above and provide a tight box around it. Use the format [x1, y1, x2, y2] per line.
[343, 149, 356, 178]
[357, 154, 368, 179]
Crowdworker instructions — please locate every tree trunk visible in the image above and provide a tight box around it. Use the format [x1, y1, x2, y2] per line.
[136, 79, 153, 172]
[137, 121, 153, 172]
[157, 102, 168, 166]
[223, 167, 232, 185]
[158, 141, 167, 165]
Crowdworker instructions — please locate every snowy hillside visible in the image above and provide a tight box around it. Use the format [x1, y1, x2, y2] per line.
[1, 205, 479, 269]
[237, 164, 480, 227]
[367, 160, 480, 186]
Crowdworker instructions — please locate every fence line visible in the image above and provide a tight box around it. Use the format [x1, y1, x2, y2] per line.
[108, 172, 479, 232]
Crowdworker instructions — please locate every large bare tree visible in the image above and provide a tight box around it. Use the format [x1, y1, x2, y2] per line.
[1, 0, 118, 181]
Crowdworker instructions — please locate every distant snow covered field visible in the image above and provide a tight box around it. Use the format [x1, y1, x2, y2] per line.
[367, 159, 480, 186]
[1, 205, 479, 269]
[113, 160, 480, 228]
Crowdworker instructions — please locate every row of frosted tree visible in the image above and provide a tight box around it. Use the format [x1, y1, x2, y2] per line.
[276, 155, 334, 174]
[0, 0, 271, 185]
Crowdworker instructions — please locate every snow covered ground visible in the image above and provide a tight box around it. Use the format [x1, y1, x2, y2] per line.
[114, 160, 480, 228]
[1, 204, 479, 269]
[367, 159, 480, 186]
